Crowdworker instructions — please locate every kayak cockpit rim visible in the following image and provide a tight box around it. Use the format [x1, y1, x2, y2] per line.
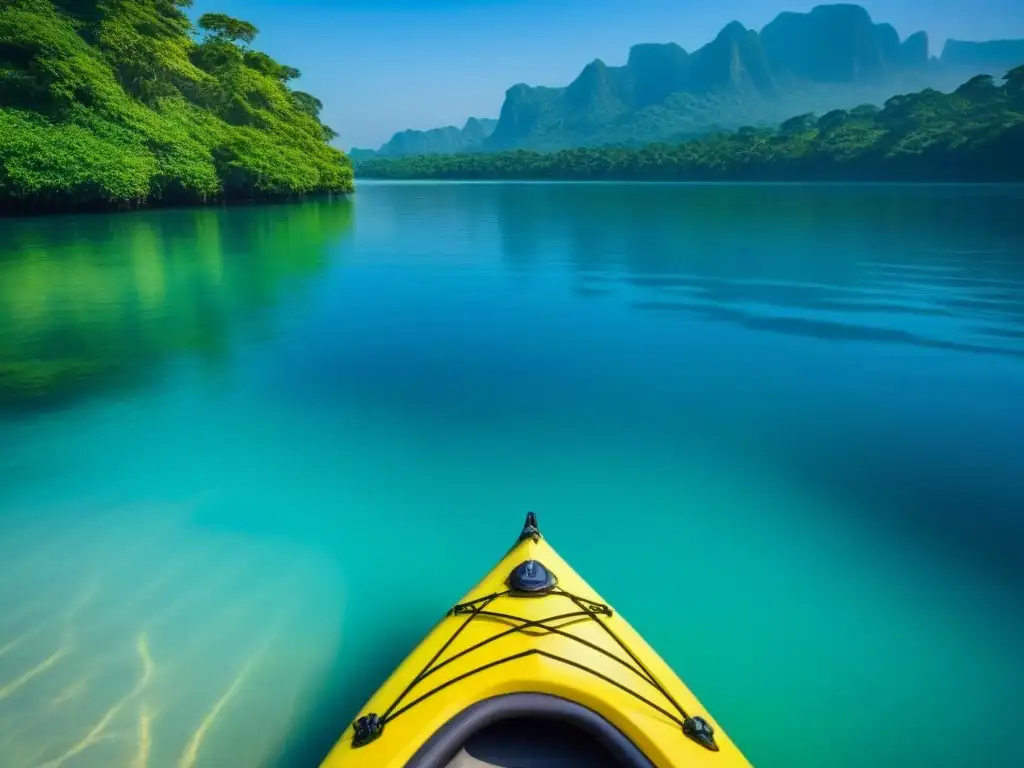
[405, 692, 657, 768]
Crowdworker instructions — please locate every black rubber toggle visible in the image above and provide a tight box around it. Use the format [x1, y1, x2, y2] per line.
[683, 716, 719, 751]
[352, 713, 384, 747]
[508, 559, 557, 593]
[518, 511, 542, 542]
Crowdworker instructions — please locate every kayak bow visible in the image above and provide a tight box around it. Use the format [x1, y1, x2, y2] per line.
[321, 512, 751, 767]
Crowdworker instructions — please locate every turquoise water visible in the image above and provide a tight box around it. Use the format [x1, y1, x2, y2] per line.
[1, 182, 1023, 767]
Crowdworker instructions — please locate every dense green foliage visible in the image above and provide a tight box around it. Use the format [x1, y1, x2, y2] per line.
[356, 69, 1024, 182]
[0, 0, 352, 213]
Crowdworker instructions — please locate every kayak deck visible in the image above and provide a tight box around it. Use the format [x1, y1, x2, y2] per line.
[321, 513, 750, 767]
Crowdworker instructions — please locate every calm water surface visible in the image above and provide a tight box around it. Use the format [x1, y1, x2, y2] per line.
[1, 182, 1023, 768]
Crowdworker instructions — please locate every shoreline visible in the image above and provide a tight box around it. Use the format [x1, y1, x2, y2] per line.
[0, 190, 355, 220]
[353, 174, 1024, 184]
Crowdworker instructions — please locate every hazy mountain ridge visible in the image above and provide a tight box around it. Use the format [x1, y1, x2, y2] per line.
[351, 117, 496, 159]
[355, 66, 1024, 183]
[362, 3, 1024, 156]
[941, 38, 1024, 69]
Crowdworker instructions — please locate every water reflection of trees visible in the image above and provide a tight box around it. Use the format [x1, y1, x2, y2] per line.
[0, 200, 354, 410]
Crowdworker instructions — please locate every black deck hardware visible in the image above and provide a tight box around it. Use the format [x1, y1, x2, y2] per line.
[352, 713, 384, 748]
[508, 559, 558, 594]
[683, 716, 719, 751]
[518, 511, 542, 542]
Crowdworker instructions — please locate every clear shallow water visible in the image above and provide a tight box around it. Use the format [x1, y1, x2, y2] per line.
[1, 182, 1023, 768]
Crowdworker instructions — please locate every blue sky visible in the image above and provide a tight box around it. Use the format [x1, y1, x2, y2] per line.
[188, 0, 1024, 150]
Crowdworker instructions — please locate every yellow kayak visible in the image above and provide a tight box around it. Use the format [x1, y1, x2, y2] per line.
[321, 513, 751, 768]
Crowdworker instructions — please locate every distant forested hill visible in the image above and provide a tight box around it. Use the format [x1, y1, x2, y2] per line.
[359, 3, 1024, 158]
[0, 0, 352, 214]
[355, 68, 1024, 182]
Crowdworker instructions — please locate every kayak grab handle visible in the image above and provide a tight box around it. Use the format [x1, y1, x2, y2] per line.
[518, 511, 541, 542]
